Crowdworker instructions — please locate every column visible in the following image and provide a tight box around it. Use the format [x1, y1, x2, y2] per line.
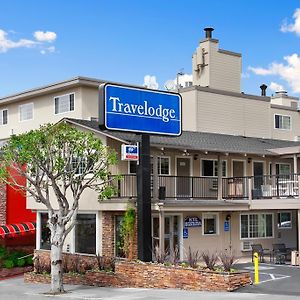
[217, 155, 222, 200]
[158, 207, 165, 257]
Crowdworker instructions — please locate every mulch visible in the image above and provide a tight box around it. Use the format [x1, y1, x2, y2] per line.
[0, 266, 33, 280]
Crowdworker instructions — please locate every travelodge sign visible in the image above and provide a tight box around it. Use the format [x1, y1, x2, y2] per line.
[99, 83, 182, 136]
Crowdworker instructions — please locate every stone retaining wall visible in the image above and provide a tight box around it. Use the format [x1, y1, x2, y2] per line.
[26, 250, 251, 292]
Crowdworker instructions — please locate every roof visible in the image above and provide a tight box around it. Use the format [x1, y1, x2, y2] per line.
[66, 118, 300, 156]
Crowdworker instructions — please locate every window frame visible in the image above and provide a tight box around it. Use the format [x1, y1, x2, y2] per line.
[128, 155, 171, 175]
[202, 212, 219, 236]
[240, 213, 274, 240]
[19, 102, 34, 122]
[0, 108, 8, 126]
[278, 211, 292, 229]
[54, 92, 75, 115]
[200, 159, 227, 177]
[274, 114, 291, 131]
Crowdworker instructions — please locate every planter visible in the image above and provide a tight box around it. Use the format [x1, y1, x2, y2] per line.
[25, 259, 251, 292]
[0, 266, 33, 279]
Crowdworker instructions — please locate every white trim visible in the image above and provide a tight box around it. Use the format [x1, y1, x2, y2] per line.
[0, 108, 8, 126]
[240, 212, 274, 240]
[231, 159, 246, 177]
[36, 212, 41, 250]
[274, 113, 292, 131]
[277, 211, 292, 230]
[202, 212, 219, 236]
[19, 102, 34, 122]
[53, 92, 75, 115]
[97, 211, 102, 255]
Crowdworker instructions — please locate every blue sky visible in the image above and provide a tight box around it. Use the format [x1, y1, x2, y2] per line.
[0, 0, 300, 98]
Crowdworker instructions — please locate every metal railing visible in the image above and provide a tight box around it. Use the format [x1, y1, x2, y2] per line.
[110, 173, 300, 200]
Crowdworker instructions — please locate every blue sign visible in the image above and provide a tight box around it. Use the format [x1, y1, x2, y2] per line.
[99, 83, 182, 136]
[183, 227, 189, 239]
[121, 144, 139, 161]
[184, 216, 202, 227]
[224, 221, 230, 232]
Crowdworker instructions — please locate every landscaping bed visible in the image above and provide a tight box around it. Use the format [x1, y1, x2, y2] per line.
[25, 251, 251, 292]
[0, 265, 33, 279]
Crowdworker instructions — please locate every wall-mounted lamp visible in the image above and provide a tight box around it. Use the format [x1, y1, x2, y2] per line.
[248, 158, 252, 164]
[225, 214, 231, 221]
[194, 154, 199, 160]
[204, 151, 208, 155]
[182, 149, 189, 156]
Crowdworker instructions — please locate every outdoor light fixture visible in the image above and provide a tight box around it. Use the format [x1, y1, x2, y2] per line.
[194, 154, 199, 160]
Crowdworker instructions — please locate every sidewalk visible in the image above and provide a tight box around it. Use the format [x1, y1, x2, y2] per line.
[1, 276, 300, 300]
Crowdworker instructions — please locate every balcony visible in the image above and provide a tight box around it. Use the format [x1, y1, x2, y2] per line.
[109, 173, 300, 201]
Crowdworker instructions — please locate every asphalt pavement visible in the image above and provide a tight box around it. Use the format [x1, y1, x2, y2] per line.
[1, 275, 300, 300]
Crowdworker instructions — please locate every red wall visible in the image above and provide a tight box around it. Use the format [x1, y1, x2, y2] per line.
[6, 168, 36, 224]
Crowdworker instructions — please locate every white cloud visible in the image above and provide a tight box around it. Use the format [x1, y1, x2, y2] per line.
[269, 82, 285, 92]
[0, 29, 37, 53]
[281, 8, 300, 36]
[164, 73, 193, 90]
[34, 31, 57, 42]
[248, 54, 300, 93]
[143, 75, 159, 89]
[241, 72, 250, 79]
[40, 46, 56, 55]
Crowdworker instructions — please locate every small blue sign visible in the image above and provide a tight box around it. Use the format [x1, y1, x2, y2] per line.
[183, 227, 189, 239]
[99, 83, 182, 136]
[184, 216, 202, 227]
[224, 221, 230, 232]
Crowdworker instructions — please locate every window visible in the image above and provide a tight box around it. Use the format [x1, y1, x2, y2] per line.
[0, 109, 8, 125]
[240, 213, 273, 239]
[203, 213, 218, 235]
[75, 214, 96, 254]
[40, 213, 51, 250]
[71, 157, 90, 175]
[202, 159, 227, 177]
[278, 212, 292, 229]
[275, 163, 291, 175]
[54, 93, 75, 114]
[275, 114, 291, 130]
[129, 156, 170, 175]
[115, 215, 125, 257]
[19, 103, 33, 121]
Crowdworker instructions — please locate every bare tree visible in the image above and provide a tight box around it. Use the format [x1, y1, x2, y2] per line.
[0, 122, 117, 294]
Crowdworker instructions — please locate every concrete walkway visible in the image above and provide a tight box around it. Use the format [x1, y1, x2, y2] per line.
[1, 276, 300, 300]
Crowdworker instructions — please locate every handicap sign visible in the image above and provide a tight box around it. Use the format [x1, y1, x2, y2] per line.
[183, 228, 188, 239]
[224, 221, 230, 232]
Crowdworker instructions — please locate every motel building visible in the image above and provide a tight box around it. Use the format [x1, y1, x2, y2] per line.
[1, 28, 300, 260]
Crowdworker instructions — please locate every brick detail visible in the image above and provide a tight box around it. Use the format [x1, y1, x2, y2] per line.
[0, 183, 7, 225]
[101, 211, 138, 259]
[25, 257, 251, 292]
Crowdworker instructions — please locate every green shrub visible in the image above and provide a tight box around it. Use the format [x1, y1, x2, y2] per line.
[26, 256, 33, 266]
[0, 246, 7, 258]
[16, 258, 26, 267]
[3, 259, 15, 269]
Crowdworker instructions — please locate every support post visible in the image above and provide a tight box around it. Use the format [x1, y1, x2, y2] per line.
[294, 154, 298, 174]
[158, 207, 165, 256]
[298, 210, 300, 253]
[153, 155, 159, 201]
[137, 134, 152, 261]
[217, 155, 222, 200]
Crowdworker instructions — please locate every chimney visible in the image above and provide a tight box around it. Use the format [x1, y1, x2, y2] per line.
[204, 27, 214, 39]
[260, 84, 267, 96]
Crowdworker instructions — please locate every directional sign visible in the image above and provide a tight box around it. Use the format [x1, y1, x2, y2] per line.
[121, 144, 139, 161]
[99, 83, 182, 136]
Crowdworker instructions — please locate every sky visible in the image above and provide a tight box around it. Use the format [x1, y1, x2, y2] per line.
[0, 0, 300, 98]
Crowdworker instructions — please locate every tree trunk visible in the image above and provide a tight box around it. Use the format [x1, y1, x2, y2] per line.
[50, 226, 64, 294]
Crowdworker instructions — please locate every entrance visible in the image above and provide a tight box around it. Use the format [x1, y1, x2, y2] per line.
[176, 157, 191, 198]
[152, 215, 181, 259]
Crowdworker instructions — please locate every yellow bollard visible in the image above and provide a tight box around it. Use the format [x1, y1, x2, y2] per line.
[253, 252, 259, 284]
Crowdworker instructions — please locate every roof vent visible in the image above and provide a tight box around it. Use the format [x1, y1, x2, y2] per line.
[260, 84, 267, 96]
[204, 27, 214, 39]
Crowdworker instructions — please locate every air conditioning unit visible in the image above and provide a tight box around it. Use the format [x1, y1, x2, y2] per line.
[241, 241, 252, 251]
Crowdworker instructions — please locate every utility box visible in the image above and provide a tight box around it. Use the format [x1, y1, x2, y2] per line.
[291, 251, 299, 266]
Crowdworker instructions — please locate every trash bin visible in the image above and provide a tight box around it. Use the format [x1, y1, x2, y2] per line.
[291, 250, 299, 266]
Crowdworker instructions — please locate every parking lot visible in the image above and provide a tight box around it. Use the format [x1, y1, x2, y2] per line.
[236, 262, 300, 296]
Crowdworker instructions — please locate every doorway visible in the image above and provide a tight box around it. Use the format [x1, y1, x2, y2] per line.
[176, 157, 191, 198]
[152, 215, 181, 259]
[253, 161, 264, 194]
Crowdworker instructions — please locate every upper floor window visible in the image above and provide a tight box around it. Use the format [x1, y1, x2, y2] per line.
[54, 93, 75, 114]
[201, 159, 227, 177]
[19, 103, 33, 121]
[274, 114, 291, 130]
[129, 156, 170, 175]
[0, 109, 8, 125]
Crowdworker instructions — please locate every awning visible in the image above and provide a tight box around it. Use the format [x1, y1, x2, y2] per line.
[0, 222, 36, 238]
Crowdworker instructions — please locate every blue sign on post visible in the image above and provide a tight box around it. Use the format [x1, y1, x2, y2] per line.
[99, 83, 182, 136]
[183, 228, 189, 239]
[224, 221, 230, 232]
